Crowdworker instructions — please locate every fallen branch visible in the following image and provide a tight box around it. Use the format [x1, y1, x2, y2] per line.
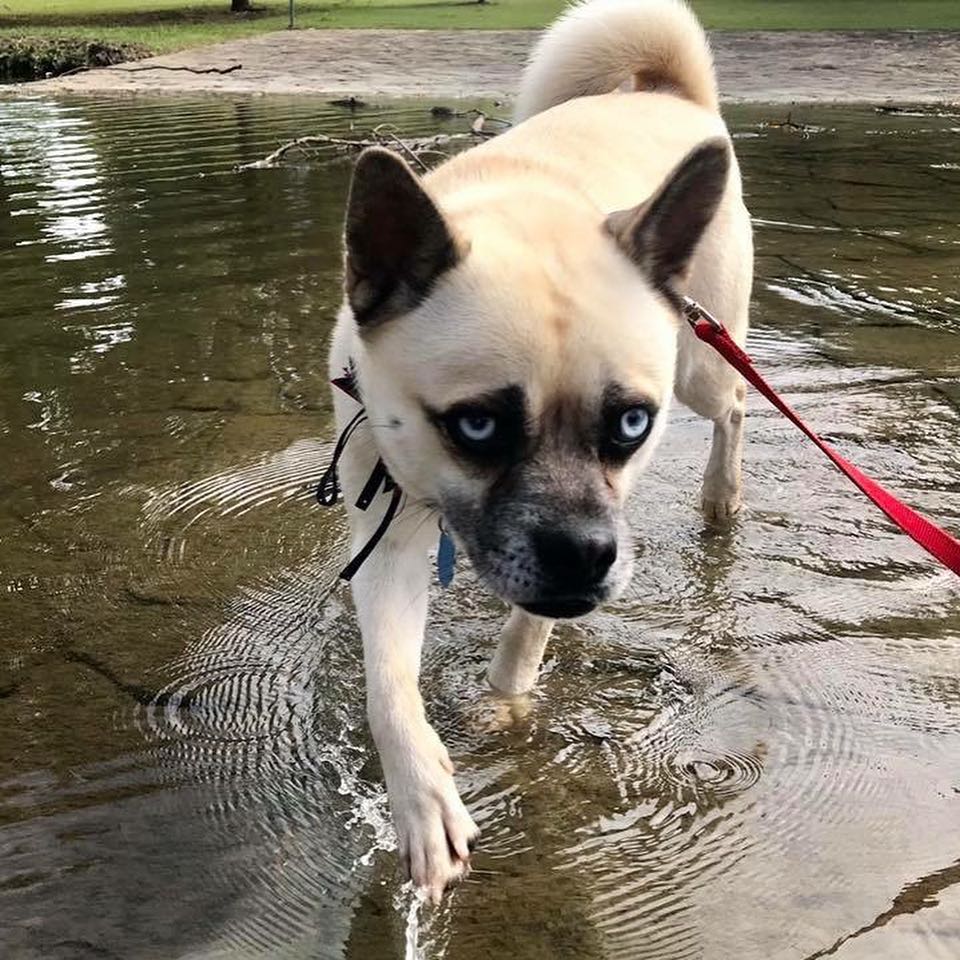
[52, 61, 243, 80]
[115, 63, 242, 75]
[236, 117, 508, 172]
[54, 63, 99, 78]
[378, 128, 430, 173]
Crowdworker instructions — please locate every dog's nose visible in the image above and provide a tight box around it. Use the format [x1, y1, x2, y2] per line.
[532, 526, 617, 591]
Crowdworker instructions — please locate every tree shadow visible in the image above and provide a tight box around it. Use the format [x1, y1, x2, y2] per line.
[336, 1, 496, 10]
[0, 1, 498, 30]
[0, 7, 273, 29]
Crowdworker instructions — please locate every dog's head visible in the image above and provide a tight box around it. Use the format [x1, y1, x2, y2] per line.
[341, 139, 729, 618]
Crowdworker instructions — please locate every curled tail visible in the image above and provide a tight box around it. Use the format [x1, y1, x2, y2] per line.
[515, 0, 719, 121]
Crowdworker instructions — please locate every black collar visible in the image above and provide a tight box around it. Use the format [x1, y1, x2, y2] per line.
[317, 363, 455, 585]
[317, 363, 402, 581]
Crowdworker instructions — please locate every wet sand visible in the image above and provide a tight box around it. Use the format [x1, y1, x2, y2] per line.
[10, 28, 960, 103]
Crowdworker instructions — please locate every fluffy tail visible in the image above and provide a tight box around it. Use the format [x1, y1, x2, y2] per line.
[515, 0, 719, 121]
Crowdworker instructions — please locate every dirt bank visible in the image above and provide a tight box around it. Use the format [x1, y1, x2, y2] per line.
[7, 28, 960, 103]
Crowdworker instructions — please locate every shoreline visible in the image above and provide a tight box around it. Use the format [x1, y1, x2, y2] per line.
[3, 29, 960, 103]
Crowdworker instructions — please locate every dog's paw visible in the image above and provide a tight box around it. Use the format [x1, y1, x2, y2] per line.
[702, 493, 741, 522]
[467, 693, 534, 735]
[384, 735, 480, 904]
[701, 483, 742, 523]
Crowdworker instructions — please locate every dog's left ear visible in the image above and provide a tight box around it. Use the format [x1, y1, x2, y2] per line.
[605, 138, 730, 292]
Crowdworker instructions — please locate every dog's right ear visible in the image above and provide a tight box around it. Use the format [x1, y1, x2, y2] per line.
[344, 148, 460, 330]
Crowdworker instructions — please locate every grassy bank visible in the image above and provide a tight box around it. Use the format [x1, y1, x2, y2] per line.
[2, 1, 959, 59]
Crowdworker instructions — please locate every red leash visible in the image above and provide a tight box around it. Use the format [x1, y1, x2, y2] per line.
[682, 297, 960, 577]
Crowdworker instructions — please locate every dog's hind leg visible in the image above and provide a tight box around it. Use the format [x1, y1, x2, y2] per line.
[700, 380, 746, 521]
[675, 325, 747, 523]
[487, 609, 554, 695]
[676, 221, 752, 522]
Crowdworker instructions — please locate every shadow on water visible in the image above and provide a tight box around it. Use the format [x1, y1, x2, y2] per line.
[0, 96, 959, 959]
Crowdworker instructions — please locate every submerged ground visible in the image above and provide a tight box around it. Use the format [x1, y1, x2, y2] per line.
[0, 95, 958, 959]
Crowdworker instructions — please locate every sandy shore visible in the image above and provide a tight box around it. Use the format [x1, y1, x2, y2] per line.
[7, 29, 960, 103]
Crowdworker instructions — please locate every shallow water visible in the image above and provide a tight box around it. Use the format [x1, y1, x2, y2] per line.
[1, 96, 959, 960]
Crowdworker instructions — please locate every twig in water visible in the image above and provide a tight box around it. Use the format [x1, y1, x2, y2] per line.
[431, 105, 511, 129]
[372, 124, 429, 173]
[236, 126, 499, 172]
[758, 112, 820, 138]
[238, 135, 342, 170]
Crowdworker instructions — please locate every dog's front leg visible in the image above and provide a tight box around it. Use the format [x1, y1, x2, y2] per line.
[487, 608, 554, 695]
[350, 511, 479, 902]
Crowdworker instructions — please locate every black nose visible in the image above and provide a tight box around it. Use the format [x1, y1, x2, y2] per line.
[531, 526, 617, 593]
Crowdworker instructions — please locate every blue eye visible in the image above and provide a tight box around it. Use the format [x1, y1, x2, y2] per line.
[435, 387, 525, 461]
[616, 407, 651, 443]
[456, 413, 496, 444]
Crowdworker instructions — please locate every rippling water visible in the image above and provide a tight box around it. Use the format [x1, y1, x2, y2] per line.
[1, 96, 959, 960]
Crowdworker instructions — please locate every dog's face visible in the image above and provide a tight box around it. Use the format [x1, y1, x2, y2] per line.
[342, 141, 729, 618]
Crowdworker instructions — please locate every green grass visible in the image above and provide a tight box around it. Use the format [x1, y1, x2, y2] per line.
[2, 1, 959, 57]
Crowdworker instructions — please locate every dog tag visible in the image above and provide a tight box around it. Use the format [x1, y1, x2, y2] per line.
[437, 531, 456, 587]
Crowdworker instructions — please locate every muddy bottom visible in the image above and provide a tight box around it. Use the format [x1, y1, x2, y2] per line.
[0, 96, 959, 960]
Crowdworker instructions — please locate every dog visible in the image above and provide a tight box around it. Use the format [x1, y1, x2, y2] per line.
[327, 0, 752, 902]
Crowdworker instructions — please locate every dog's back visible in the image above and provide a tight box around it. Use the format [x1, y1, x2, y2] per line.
[430, 0, 728, 220]
[428, 0, 741, 307]
[515, 0, 719, 122]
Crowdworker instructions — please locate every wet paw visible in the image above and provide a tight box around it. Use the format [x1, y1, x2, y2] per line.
[395, 776, 480, 904]
[701, 487, 742, 523]
[383, 732, 480, 904]
[466, 693, 534, 735]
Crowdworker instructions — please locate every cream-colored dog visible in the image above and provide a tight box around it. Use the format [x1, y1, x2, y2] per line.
[327, 0, 752, 901]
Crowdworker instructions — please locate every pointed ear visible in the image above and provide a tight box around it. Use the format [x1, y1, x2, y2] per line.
[344, 147, 460, 329]
[605, 138, 730, 294]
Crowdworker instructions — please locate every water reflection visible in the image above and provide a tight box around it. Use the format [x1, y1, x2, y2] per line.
[0, 96, 958, 959]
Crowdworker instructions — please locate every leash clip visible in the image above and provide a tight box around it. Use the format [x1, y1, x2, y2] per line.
[681, 296, 723, 332]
